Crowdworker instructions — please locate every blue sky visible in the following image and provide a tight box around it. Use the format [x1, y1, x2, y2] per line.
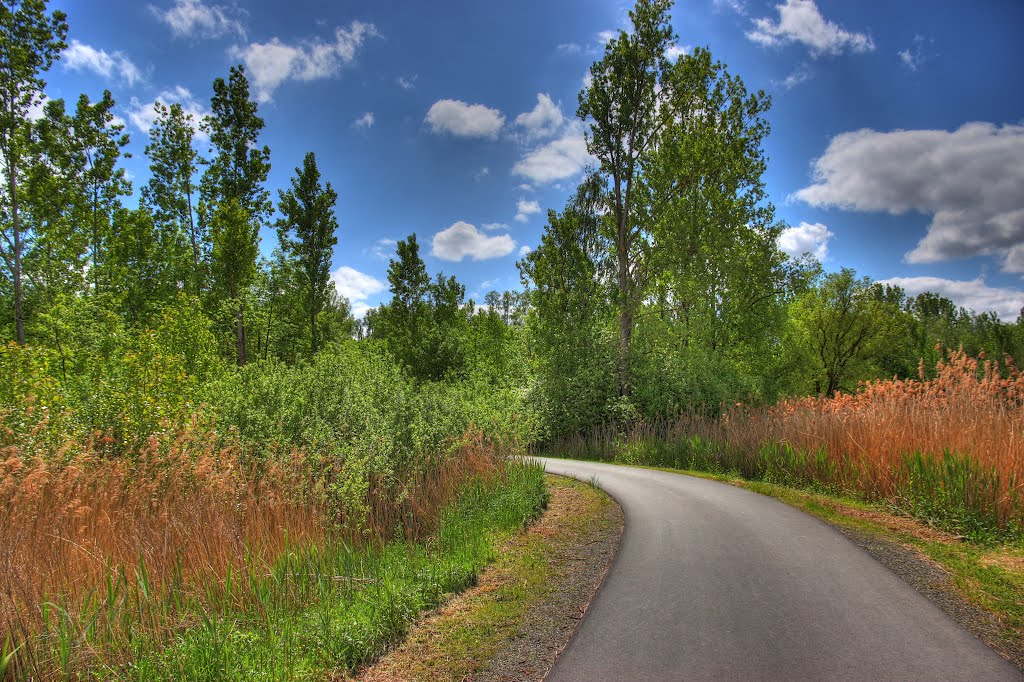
[43, 0, 1024, 318]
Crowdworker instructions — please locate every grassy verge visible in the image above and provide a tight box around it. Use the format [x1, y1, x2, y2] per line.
[69, 460, 548, 681]
[566, 456, 1024, 665]
[358, 475, 622, 681]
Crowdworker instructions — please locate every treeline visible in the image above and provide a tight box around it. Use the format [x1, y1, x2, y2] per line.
[3, 0, 1023, 449]
[1, 5, 352, 367]
[517, 0, 1024, 441]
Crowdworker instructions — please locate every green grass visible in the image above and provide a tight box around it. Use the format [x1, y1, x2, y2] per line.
[361, 475, 619, 681]
[58, 461, 548, 681]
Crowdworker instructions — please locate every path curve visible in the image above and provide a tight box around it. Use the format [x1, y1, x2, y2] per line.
[536, 457, 1021, 681]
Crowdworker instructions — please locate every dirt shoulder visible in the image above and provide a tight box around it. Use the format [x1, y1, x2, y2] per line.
[355, 474, 623, 682]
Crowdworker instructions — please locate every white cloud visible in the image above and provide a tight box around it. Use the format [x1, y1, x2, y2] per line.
[714, 0, 748, 14]
[596, 30, 617, 46]
[781, 63, 812, 89]
[514, 93, 564, 141]
[898, 35, 929, 72]
[353, 111, 374, 129]
[513, 121, 595, 184]
[150, 0, 244, 39]
[125, 85, 209, 139]
[519, 245, 532, 257]
[230, 21, 377, 102]
[482, 222, 509, 232]
[425, 99, 504, 139]
[747, 0, 874, 57]
[364, 238, 397, 260]
[331, 265, 386, 317]
[396, 74, 417, 90]
[26, 93, 49, 122]
[557, 43, 582, 55]
[778, 222, 833, 260]
[432, 221, 516, 261]
[793, 122, 1024, 273]
[582, 69, 593, 89]
[62, 40, 143, 85]
[665, 44, 688, 61]
[514, 199, 541, 223]
[879, 276, 1024, 321]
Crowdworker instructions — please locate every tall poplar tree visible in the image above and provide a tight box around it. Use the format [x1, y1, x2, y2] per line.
[141, 101, 201, 293]
[70, 90, 131, 294]
[200, 65, 270, 365]
[276, 151, 338, 356]
[0, 0, 67, 343]
[578, 0, 675, 396]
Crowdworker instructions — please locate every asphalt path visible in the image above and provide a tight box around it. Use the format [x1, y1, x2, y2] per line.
[536, 457, 1022, 681]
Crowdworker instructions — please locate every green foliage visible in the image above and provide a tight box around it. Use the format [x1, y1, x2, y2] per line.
[141, 100, 202, 294]
[369, 234, 474, 382]
[276, 151, 341, 356]
[0, 0, 68, 344]
[781, 268, 911, 395]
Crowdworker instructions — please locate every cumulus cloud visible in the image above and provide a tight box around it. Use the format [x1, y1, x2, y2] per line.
[879, 276, 1024, 321]
[353, 111, 374, 129]
[793, 122, 1024, 273]
[63, 40, 143, 85]
[482, 222, 509, 232]
[396, 74, 417, 90]
[519, 245, 532, 257]
[125, 85, 209, 138]
[150, 0, 244, 39]
[331, 265, 386, 318]
[230, 21, 377, 102]
[514, 93, 564, 141]
[747, 0, 874, 56]
[778, 222, 833, 261]
[425, 99, 504, 139]
[557, 43, 582, 55]
[514, 199, 541, 223]
[513, 121, 595, 184]
[432, 222, 516, 261]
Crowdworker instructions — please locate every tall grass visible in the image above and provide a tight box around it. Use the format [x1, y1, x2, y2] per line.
[0, 411, 536, 679]
[547, 350, 1024, 543]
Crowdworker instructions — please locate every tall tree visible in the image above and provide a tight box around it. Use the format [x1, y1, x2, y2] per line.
[520, 175, 617, 434]
[0, 0, 67, 343]
[200, 65, 270, 364]
[578, 0, 675, 396]
[276, 151, 338, 356]
[141, 101, 201, 293]
[209, 198, 257, 365]
[70, 90, 131, 294]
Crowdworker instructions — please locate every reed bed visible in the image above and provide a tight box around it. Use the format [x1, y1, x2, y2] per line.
[547, 350, 1024, 542]
[0, 408, 519, 679]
